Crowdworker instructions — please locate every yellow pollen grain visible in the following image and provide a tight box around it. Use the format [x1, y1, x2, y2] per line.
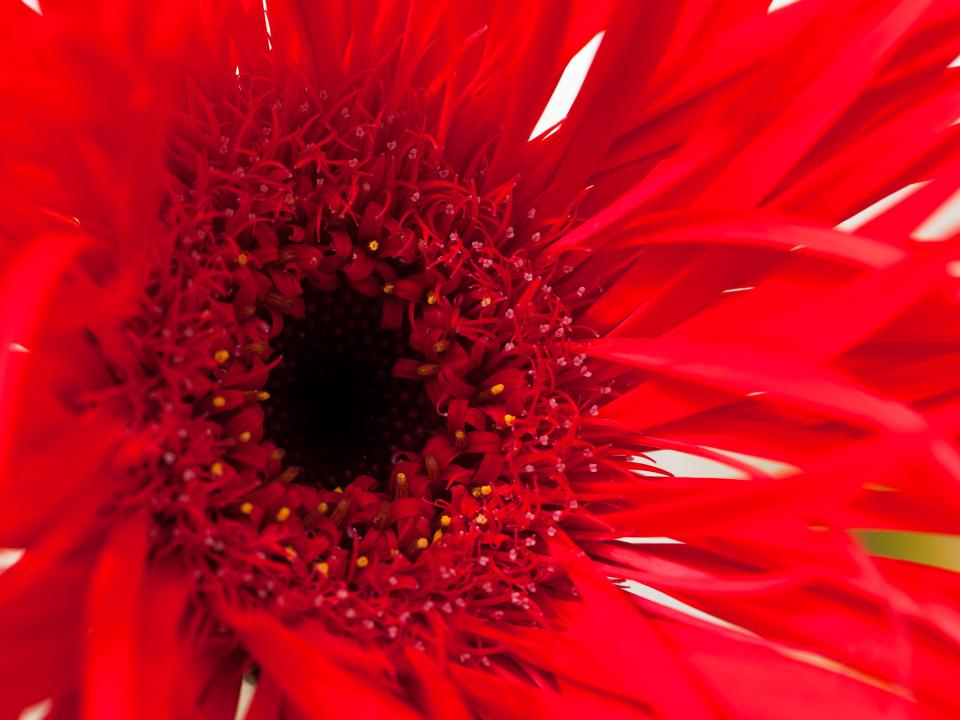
[433, 339, 450, 353]
[210, 461, 225, 477]
[334, 486, 343, 493]
[481, 297, 492, 307]
[213, 349, 230, 364]
[383, 283, 395, 294]
[504, 414, 516, 426]
[426, 291, 437, 305]
[256, 391, 270, 401]
[237, 431, 252, 443]
[481, 484, 493, 496]
[270, 448, 285, 462]
[284, 193, 295, 205]
[285, 546, 297, 558]
[240, 501, 253, 515]
[471, 487, 483, 498]
[440, 514, 452, 527]
[356, 555, 369, 568]
[212, 395, 227, 408]
[454, 430, 466, 442]
[316, 561, 329, 577]
[475, 513, 488, 525]
[416, 537, 429, 549]
[317, 502, 329, 514]
[236, 252, 249, 265]
[432, 529, 443, 543]
[489, 383, 505, 396]
[417, 364, 439, 376]
[275, 506, 291, 522]
[368, 240, 379, 252]
[396, 472, 407, 484]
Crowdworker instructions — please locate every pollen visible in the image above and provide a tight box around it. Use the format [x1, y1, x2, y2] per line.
[213, 349, 231, 364]
[285, 545, 298, 558]
[433, 339, 450, 353]
[481, 484, 493, 496]
[504, 414, 517, 426]
[416, 537, 429, 549]
[236, 252, 249, 265]
[368, 240, 379, 252]
[275, 506, 291, 522]
[212, 395, 227, 408]
[432, 529, 443, 543]
[489, 383, 505, 396]
[426, 291, 437, 305]
[440, 514, 452, 527]
[240, 501, 254, 515]
[237, 431, 252, 443]
[256, 391, 270, 401]
[383, 283, 395, 294]
[475, 513, 488, 525]
[417, 363, 439, 376]
[356, 555, 369, 568]
[317, 502, 329, 514]
[270, 448, 285, 462]
[315, 562, 329, 577]
[210, 461, 225, 476]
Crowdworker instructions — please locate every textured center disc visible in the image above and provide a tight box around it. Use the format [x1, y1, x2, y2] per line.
[264, 284, 439, 489]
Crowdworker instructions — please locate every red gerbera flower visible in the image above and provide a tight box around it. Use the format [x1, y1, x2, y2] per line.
[3, 0, 960, 718]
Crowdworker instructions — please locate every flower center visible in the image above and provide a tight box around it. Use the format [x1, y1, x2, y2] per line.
[264, 285, 438, 488]
[106, 76, 601, 654]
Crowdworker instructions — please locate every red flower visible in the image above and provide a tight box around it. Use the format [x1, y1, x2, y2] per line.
[3, 1, 960, 718]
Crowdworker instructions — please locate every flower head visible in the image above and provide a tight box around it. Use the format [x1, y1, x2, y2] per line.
[3, 1, 960, 718]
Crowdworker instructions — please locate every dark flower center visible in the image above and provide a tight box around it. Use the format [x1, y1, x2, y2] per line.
[264, 285, 439, 489]
[112, 75, 605, 656]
